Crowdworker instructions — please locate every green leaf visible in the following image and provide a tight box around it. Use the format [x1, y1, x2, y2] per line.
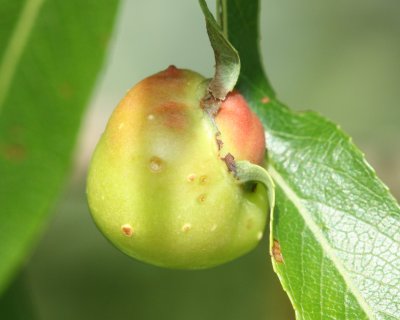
[199, 0, 240, 101]
[225, 0, 400, 319]
[0, 0, 119, 295]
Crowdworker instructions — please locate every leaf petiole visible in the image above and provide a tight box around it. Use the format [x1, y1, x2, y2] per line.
[235, 160, 275, 216]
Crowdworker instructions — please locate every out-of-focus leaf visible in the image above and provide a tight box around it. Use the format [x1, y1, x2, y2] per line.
[0, 271, 38, 319]
[224, 0, 400, 318]
[0, 0, 119, 295]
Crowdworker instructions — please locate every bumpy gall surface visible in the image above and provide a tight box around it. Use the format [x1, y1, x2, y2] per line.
[87, 66, 268, 269]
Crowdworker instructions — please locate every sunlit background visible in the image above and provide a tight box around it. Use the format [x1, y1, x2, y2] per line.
[6, 1, 400, 319]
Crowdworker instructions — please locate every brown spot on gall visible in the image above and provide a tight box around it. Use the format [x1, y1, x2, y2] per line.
[197, 194, 207, 203]
[182, 223, 192, 232]
[121, 224, 134, 237]
[199, 175, 208, 184]
[222, 153, 237, 174]
[187, 174, 196, 182]
[216, 137, 224, 151]
[272, 240, 284, 263]
[149, 156, 163, 173]
[153, 101, 188, 130]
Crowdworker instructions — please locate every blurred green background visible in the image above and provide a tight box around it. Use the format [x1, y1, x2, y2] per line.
[3, 0, 400, 319]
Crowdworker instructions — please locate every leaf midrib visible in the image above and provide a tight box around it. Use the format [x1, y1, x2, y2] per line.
[0, 0, 45, 114]
[268, 164, 375, 319]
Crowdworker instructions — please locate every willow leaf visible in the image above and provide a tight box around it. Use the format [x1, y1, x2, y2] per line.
[0, 0, 119, 295]
[224, 0, 400, 318]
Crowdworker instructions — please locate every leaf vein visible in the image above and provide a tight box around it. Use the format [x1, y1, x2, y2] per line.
[0, 0, 45, 115]
[269, 164, 375, 319]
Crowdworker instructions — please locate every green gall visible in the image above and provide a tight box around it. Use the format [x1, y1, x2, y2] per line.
[87, 66, 269, 269]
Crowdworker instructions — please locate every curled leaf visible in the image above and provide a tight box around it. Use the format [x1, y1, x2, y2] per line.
[199, 0, 240, 101]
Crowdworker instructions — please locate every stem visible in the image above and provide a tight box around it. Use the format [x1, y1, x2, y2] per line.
[199, 0, 240, 101]
[235, 160, 275, 215]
